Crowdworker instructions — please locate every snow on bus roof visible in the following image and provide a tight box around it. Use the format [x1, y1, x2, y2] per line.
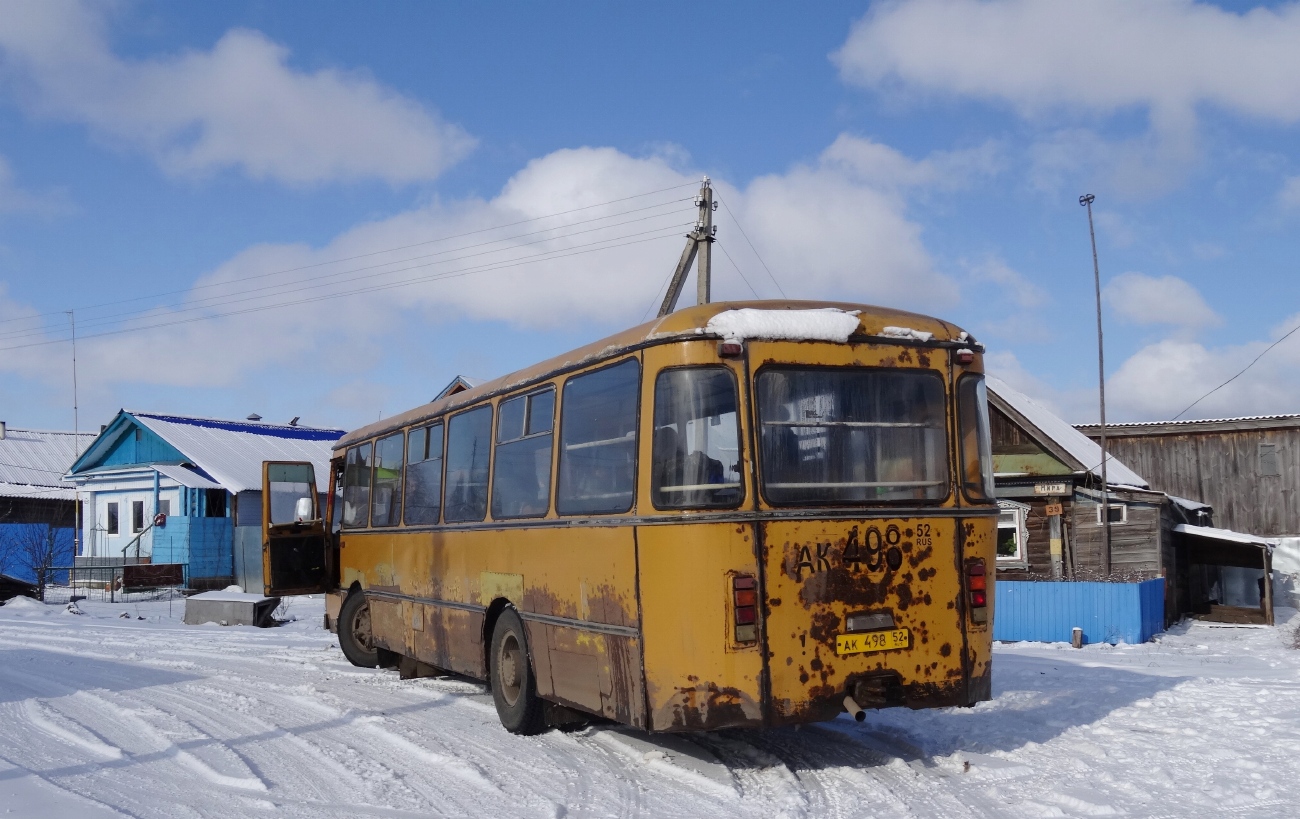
[703, 307, 861, 343]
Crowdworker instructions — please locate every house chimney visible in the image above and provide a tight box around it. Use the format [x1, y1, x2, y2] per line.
[0, 421, 6, 440]
[288, 416, 300, 427]
[246, 413, 262, 421]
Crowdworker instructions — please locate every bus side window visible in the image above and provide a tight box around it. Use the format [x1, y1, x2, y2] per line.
[651, 367, 744, 509]
[341, 443, 372, 528]
[556, 358, 640, 516]
[405, 422, 444, 524]
[492, 388, 555, 519]
[444, 405, 493, 523]
[370, 432, 404, 527]
[957, 374, 995, 501]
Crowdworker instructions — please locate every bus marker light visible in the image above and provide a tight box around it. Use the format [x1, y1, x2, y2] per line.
[718, 341, 744, 358]
[955, 348, 975, 365]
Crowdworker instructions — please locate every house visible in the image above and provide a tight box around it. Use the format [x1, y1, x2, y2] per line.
[0, 422, 96, 585]
[1077, 414, 1300, 614]
[985, 378, 1277, 637]
[64, 412, 343, 590]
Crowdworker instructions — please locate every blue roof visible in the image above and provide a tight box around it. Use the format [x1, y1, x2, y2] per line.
[132, 413, 344, 442]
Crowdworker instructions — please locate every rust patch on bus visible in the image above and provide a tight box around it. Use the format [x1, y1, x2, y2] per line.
[652, 682, 762, 731]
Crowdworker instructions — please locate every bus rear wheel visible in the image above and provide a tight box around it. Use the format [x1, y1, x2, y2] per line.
[490, 608, 546, 735]
[338, 591, 379, 668]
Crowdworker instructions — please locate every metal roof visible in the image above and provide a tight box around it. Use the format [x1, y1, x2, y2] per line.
[986, 376, 1148, 489]
[0, 428, 96, 500]
[130, 413, 344, 493]
[1076, 414, 1300, 437]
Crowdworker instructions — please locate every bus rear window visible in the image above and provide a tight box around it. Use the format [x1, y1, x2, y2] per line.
[651, 367, 743, 509]
[557, 358, 639, 515]
[757, 368, 949, 504]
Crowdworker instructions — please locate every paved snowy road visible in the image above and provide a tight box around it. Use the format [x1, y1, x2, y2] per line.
[1, 596, 1297, 818]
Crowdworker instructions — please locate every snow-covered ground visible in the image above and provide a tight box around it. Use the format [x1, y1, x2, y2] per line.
[1, 595, 1297, 819]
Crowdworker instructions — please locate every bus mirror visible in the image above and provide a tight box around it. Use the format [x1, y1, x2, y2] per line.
[295, 497, 314, 522]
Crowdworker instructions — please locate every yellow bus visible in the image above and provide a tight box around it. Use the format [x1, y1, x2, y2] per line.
[261, 300, 998, 734]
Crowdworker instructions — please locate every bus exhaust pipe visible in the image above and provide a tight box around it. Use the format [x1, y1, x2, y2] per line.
[843, 695, 867, 722]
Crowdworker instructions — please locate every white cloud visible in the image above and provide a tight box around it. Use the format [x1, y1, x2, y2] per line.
[1108, 314, 1300, 419]
[967, 255, 1046, 309]
[1103, 272, 1221, 335]
[834, 0, 1300, 124]
[0, 137, 962, 400]
[834, 0, 1300, 196]
[0, 0, 474, 185]
[1280, 175, 1300, 209]
[0, 154, 69, 216]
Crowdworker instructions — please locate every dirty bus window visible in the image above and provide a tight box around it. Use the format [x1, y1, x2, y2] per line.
[557, 358, 639, 515]
[492, 388, 555, 519]
[370, 432, 404, 527]
[444, 405, 493, 523]
[268, 463, 316, 524]
[757, 368, 949, 504]
[405, 422, 443, 525]
[957, 374, 995, 501]
[652, 367, 743, 509]
[341, 443, 372, 528]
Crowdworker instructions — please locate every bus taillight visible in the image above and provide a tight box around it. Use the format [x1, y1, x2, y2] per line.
[733, 575, 758, 643]
[967, 560, 988, 623]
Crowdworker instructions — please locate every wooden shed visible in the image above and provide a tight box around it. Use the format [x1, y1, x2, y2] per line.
[1075, 415, 1300, 538]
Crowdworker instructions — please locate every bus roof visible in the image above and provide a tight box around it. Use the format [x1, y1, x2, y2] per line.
[337, 300, 969, 450]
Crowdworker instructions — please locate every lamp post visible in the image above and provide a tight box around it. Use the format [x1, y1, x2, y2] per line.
[1080, 194, 1111, 576]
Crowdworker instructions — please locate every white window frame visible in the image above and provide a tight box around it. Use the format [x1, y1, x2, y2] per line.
[1096, 503, 1128, 525]
[997, 500, 1030, 566]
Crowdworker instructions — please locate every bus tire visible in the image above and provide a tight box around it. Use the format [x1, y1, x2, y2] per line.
[338, 591, 379, 668]
[489, 608, 546, 735]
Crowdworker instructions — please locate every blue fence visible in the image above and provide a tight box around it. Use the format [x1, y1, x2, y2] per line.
[152, 516, 233, 584]
[993, 578, 1166, 645]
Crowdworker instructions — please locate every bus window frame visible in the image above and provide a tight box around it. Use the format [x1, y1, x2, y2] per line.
[555, 355, 642, 518]
[443, 403, 495, 524]
[491, 386, 557, 520]
[956, 373, 996, 505]
[752, 363, 953, 509]
[403, 420, 445, 526]
[340, 442, 374, 529]
[649, 364, 745, 512]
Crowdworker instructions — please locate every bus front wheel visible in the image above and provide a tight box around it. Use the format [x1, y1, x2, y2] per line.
[490, 608, 546, 735]
[338, 592, 379, 668]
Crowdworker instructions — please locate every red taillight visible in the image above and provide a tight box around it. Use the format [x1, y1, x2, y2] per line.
[733, 575, 758, 643]
[967, 560, 989, 624]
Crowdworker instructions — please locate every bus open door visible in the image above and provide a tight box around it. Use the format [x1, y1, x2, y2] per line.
[261, 461, 332, 596]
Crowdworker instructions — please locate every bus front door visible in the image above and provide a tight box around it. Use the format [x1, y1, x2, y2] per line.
[261, 461, 331, 596]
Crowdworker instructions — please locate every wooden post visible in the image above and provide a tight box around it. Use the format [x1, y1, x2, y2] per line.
[1263, 547, 1274, 627]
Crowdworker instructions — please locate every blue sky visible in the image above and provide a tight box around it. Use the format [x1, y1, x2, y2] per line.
[2, 0, 1300, 433]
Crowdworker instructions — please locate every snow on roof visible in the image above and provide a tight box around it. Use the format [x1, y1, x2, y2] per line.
[986, 376, 1148, 489]
[151, 463, 224, 490]
[0, 428, 96, 500]
[1169, 495, 1212, 512]
[703, 308, 861, 344]
[1173, 524, 1277, 549]
[131, 413, 344, 494]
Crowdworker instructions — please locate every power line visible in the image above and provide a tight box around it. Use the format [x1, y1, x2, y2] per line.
[0, 181, 700, 329]
[1170, 319, 1300, 421]
[0, 226, 689, 352]
[715, 240, 760, 300]
[0, 205, 693, 343]
[718, 197, 786, 298]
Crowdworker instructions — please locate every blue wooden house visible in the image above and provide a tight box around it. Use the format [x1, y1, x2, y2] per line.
[65, 412, 343, 590]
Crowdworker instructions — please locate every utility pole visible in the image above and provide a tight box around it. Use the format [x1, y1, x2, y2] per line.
[1080, 194, 1111, 576]
[658, 177, 716, 316]
[68, 310, 82, 560]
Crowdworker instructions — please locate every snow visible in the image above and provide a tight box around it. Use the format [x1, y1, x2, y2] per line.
[186, 590, 277, 604]
[704, 308, 861, 344]
[880, 325, 934, 342]
[1173, 523, 1278, 548]
[3, 597, 1299, 817]
[1169, 494, 1212, 513]
[986, 375, 1149, 489]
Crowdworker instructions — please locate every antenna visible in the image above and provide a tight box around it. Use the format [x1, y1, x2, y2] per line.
[68, 310, 81, 558]
[657, 177, 717, 316]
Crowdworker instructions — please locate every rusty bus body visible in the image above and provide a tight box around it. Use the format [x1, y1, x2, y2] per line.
[261, 301, 998, 733]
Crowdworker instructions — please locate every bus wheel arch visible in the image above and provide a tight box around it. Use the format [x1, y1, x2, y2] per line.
[487, 604, 546, 735]
[337, 584, 379, 669]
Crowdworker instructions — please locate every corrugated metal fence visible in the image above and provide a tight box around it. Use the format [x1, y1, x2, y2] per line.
[994, 578, 1165, 644]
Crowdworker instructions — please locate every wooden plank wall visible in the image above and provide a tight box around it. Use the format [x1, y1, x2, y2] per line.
[1098, 428, 1300, 537]
[1068, 493, 1163, 581]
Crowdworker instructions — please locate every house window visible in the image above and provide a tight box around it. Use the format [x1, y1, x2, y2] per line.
[132, 500, 145, 532]
[204, 489, 227, 517]
[1096, 504, 1127, 524]
[106, 502, 119, 535]
[997, 503, 1028, 564]
[158, 499, 170, 517]
[1259, 443, 1281, 477]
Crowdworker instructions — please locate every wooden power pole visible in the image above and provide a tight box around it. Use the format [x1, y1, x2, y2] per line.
[658, 177, 716, 316]
[1081, 193, 1112, 576]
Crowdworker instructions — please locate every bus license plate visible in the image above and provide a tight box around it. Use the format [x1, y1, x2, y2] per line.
[836, 628, 911, 655]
